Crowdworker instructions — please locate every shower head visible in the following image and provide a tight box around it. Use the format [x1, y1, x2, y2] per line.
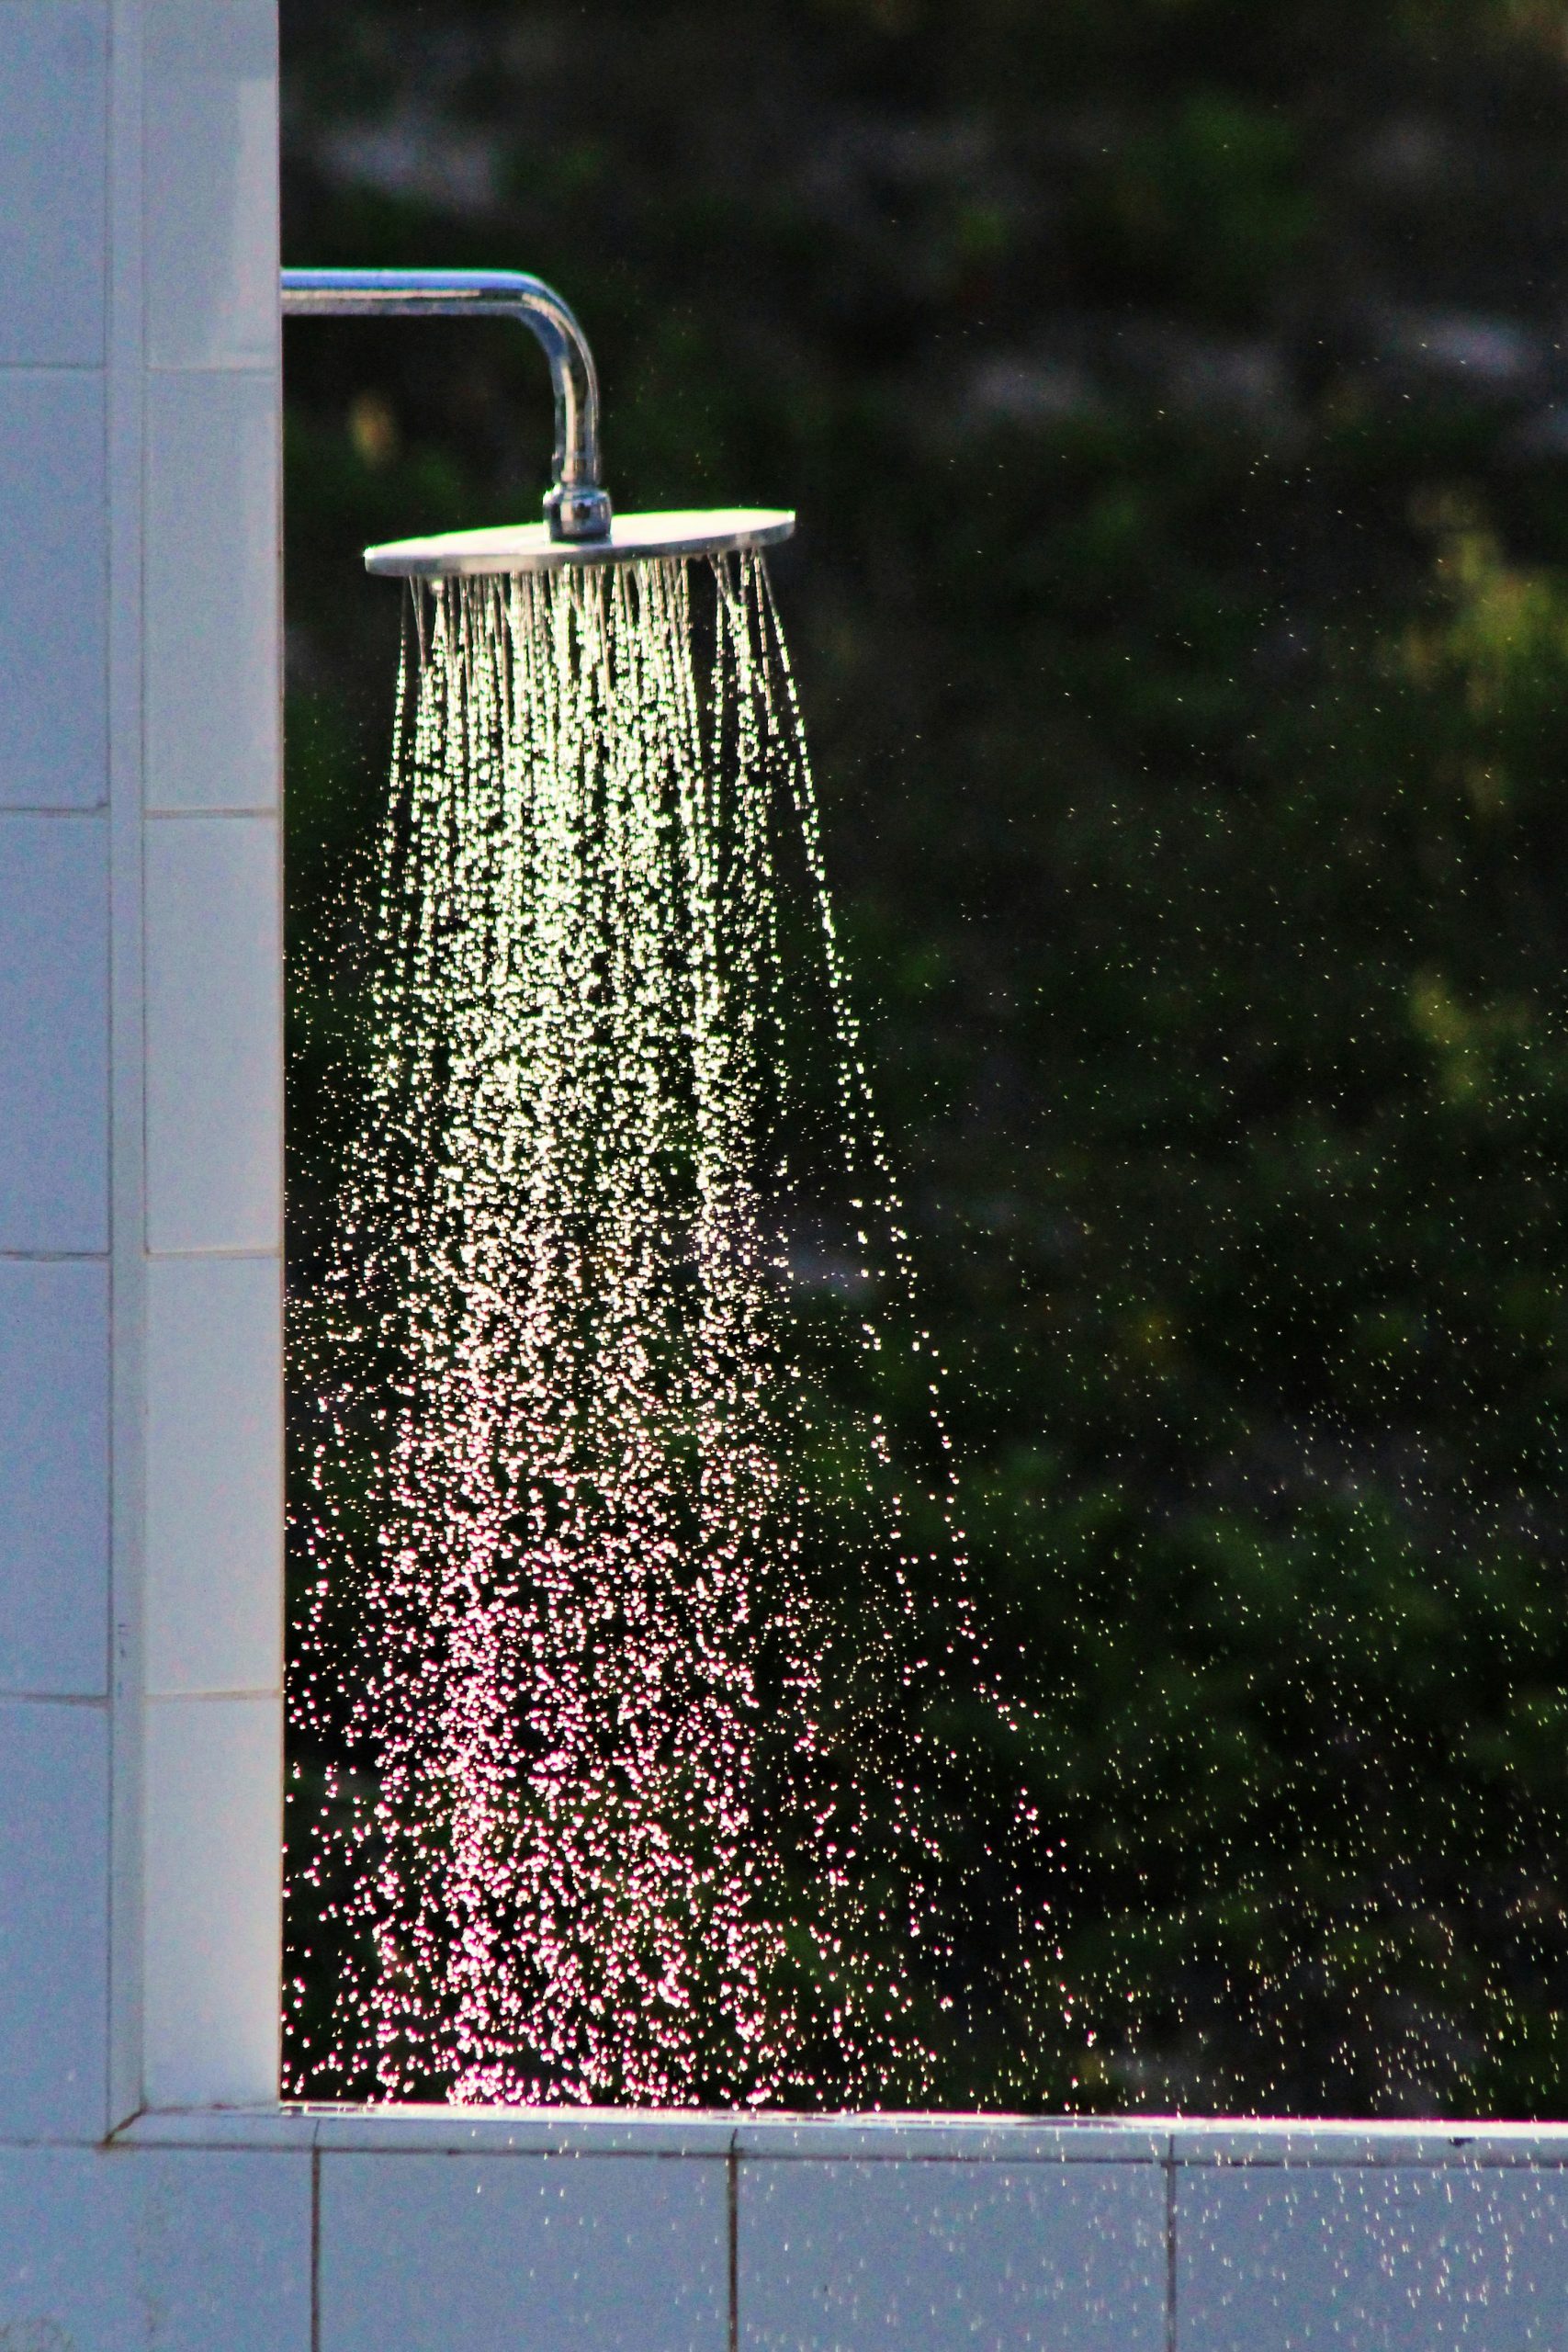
[280, 266, 795, 571]
[363, 509, 795, 577]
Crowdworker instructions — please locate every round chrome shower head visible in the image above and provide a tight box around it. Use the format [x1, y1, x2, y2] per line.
[364, 508, 795, 578]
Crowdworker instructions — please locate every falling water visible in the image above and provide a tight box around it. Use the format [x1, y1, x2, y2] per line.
[287, 553, 1046, 2107]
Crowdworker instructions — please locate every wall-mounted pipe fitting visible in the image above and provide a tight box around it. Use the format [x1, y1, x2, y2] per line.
[280, 267, 613, 542]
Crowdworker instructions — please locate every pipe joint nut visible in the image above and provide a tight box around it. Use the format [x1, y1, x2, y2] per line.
[546, 481, 615, 542]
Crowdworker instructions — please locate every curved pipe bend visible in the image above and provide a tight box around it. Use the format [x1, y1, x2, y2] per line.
[280, 266, 612, 542]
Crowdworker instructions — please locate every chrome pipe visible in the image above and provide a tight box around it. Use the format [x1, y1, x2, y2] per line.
[280, 266, 612, 542]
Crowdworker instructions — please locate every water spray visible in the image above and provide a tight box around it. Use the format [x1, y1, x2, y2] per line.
[283, 265, 1038, 2109]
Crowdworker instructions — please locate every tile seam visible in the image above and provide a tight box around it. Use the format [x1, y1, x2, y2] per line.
[0, 1691, 110, 1707]
[0, 1250, 112, 1261]
[144, 1689, 282, 1703]
[310, 2143, 321, 2352]
[145, 360, 280, 377]
[1166, 2134, 1177, 2352]
[728, 2132, 739, 2352]
[144, 1245, 282, 1261]
[104, 0, 147, 2142]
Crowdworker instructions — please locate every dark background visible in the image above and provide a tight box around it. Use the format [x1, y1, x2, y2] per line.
[282, 0, 1568, 2115]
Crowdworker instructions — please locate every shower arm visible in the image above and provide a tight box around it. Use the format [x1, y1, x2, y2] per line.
[279, 267, 612, 542]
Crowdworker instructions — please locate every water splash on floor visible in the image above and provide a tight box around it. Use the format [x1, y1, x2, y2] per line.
[287, 553, 1045, 2106]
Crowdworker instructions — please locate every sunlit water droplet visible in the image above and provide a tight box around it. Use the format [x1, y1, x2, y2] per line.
[286, 554, 1050, 2107]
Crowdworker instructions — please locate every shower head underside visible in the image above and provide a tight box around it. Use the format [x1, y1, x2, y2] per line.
[280, 267, 795, 575]
[364, 510, 795, 577]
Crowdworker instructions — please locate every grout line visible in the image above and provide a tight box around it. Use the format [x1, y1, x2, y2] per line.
[0, 1250, 112, 1263]
[143, 1245, 283, 1262]
[0, 804, 109, 817]
[104, 0, 150, 2145]
[145, 359, 280, 379]
[1166, 2153, 1568, 2169]
[0, 1692, 110, 1709]
[127, 2136, 736, 2157]
[310, 2144, 321, 2352]
[728, 2135, 739, 2352]
[710, 2146, 1168, 2165]
[143, 806, 279, 820]
[76, 2113, 1568, 2168]
[1166, 2137, 1178, 2352]
[143, 1689, 282, 1704]
[1, 2128, 138, 2152]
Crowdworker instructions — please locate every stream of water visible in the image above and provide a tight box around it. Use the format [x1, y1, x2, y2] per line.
[287, 552, 1046, 2106]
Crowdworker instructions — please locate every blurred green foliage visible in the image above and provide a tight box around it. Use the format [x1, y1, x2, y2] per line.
[282, 0, 1568, 2112]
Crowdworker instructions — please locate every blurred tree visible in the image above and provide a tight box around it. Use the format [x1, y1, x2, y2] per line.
[282, 0, 1568, 2114]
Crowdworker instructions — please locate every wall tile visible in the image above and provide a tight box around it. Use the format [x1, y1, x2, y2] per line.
[0, 1701, 107, 2140]
[737, 2120, 1168, 2163]
[119, 2110, 319, 2151]
[0, 2145, 310, 2351]
[145, 816, 281, 1253]
[0, 1258, 108, 1695]
[739, 2157, 1167, 2352]
[0, 374, 107, 808]
[314, 2112, 736, 2156]
[321, 2153, 729, 2352]
[1171, 2123, 1568, 2166]
[144, 1694, 280, 2108]
[145, 371, 279, 811]
[147, 1254, 281, 1695]
[0, 5, 108, 366]
[1177, 2165, 1568, 2352]
[146, 0, 279, 371]
[0, 815, 108, 1250]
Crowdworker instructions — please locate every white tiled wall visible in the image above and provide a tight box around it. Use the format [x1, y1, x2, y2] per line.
[67, 2118, 1568, 2350]
[0, 5, 109, 368]
[0, 815, 109, 1248]
[146, 1254, 282, 1695]
[320, 2154, 731, 2352]
[0, 375, 108, 808]
[142, 0, 281, 823]
[144, 1694, 281, 2106]
[145, 374, 280, 811]
[1177, 2160, 1568, 2352]
[0, 1259, 109, 1696]
[144, 0, 281, 374]
[0, 0, 119, 2167]
[0, 1703, 109, 2139]
[0, 2144, 310, 2352]
[0, 0, 283, 2143]
[134, 0, 284, 2114]
[144, 815, 282, 1250]
[739, 2156, 1168, 2352]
